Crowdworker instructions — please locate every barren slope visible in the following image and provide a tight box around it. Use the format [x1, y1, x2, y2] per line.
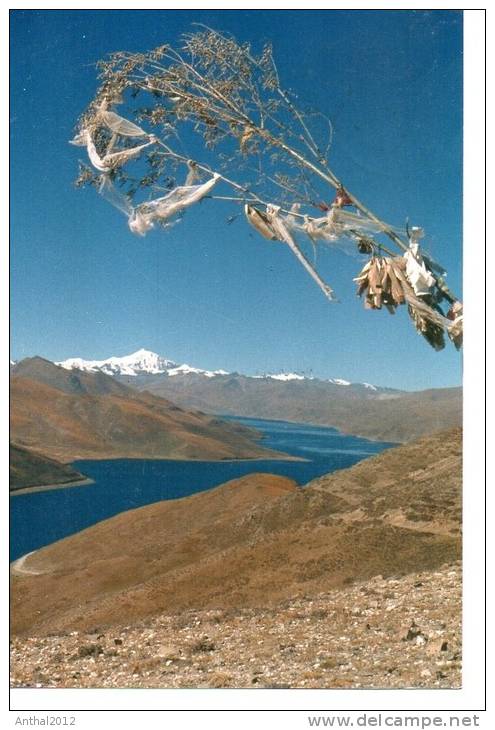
[11, 429, 461, 636]
[11, 563, 461, 689]
[128, 374, 462, 443]
[9, 445, 86, 492]
[10, 361, 289, 463]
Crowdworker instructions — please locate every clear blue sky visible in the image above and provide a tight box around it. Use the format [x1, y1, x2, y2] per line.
[10, 9, 463, 390]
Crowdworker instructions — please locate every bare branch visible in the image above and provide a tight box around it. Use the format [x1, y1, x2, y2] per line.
[71, 26, 462, 350]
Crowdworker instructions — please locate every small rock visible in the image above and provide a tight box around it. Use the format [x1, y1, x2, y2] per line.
[404, 622, 428, 644]
[426, 638, 447, 655]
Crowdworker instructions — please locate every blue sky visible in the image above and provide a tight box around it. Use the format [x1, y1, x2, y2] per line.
[10, 9, 463, 390]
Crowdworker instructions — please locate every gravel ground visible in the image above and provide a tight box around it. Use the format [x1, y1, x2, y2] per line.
[10, 562, 461, 689]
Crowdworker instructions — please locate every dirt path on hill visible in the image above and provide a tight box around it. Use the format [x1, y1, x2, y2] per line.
[11, 551, 44, 576]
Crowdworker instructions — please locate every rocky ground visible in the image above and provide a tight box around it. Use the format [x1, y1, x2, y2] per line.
[10, 561, 461, 690]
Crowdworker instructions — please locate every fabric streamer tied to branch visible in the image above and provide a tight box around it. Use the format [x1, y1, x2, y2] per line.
[69, 27, 463, 351]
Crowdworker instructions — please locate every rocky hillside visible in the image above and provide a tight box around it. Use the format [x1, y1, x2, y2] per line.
[10, 562, 461, 689]
[10, 358, 290, 463]
[10, 429, 461, 637]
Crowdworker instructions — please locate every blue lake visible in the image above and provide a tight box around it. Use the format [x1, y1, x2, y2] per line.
[10, 417, 396, 561]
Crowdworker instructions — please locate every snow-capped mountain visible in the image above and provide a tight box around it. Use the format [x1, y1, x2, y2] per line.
[58, 349, 176, 377]
[253, 372, 308, 382]
[166, 364, 230, 378]
[57, 348, 377, 389]
[57, 349, 229, 379]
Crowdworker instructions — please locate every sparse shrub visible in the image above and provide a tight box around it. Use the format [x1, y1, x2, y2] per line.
[191, 638, 215, 653]
[319, 657, 339, 670]
[208, 672, 232, 688]
[311, 608, 328, 619]
[76, 643, 103, 658]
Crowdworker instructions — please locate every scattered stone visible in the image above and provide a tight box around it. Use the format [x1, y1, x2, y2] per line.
[10, 563, 461, 690]
[404, 622, 428, 645]
[426, 637, 449, 656]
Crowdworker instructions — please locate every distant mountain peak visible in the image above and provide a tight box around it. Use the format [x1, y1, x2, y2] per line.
[266, 372, 307, 382]
[58, 349, 177, 377]
[55, 348, 381, 389]
[131, 348, 157, 357]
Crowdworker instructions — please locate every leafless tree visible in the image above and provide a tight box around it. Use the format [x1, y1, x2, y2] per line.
[72, 26, 462, 351]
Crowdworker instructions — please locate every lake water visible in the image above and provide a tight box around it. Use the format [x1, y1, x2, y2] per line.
[10, 417, 396, 560]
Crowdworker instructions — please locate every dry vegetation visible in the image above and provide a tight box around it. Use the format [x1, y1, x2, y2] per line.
[10, 563, 461, 689]
[11, 429, 461, 638]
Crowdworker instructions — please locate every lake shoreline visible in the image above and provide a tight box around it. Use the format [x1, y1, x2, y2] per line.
[10, 455, 306, 497]
[10, 418, 396, 561]
[223, 414, 403, 445]
[10, 477, 95, 497]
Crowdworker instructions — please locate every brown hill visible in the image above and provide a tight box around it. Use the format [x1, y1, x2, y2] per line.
[12, 357, 130, 397]
[10, 429, 461, 636]
[10, 362, 290, 463]
[9, 444, 87, 492]
[127, 373, 462, 442]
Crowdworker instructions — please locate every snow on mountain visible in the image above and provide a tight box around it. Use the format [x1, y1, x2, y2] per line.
[167, 364, 230, 378]
[58, 349, 177, 377]
[56, 348, 378, 389]
[58, 349, 229, 379]
[57, 357, 102, 373]
[266, 373, 307, 382]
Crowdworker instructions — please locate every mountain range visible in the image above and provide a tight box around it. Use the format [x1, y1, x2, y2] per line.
[10, 357, 289, 466]
[53, 349, 462, 443]
[10, 427, 461, 636]
[53, 348, 366, 385]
